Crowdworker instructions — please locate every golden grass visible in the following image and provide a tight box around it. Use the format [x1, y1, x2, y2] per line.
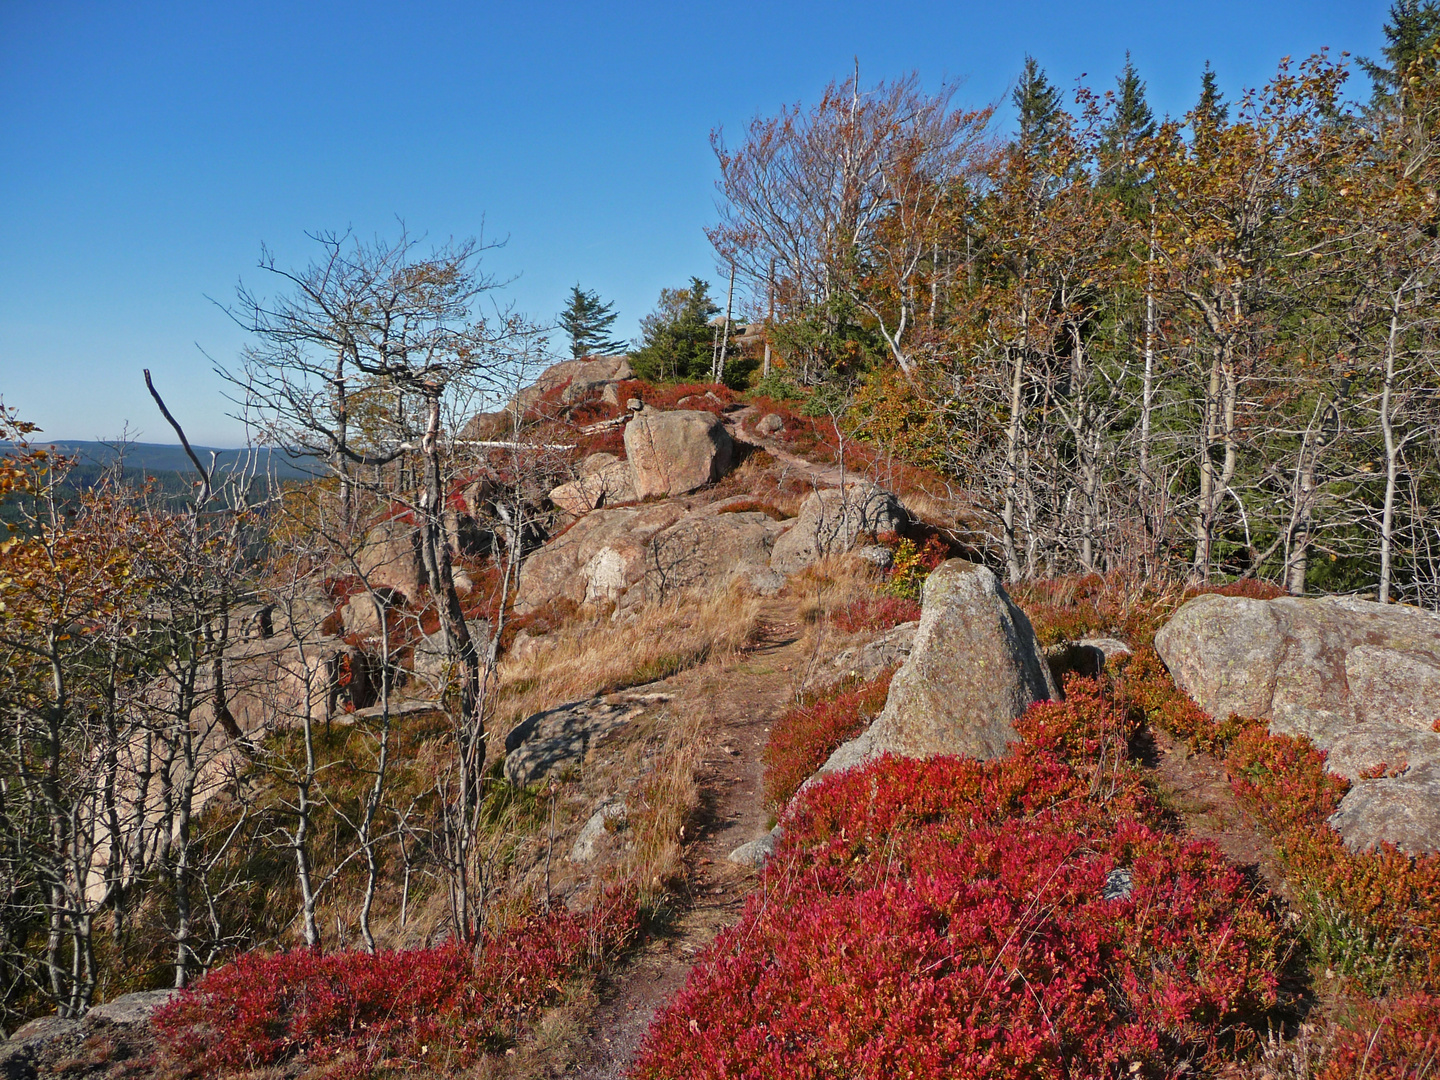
[491, 582, 763, 730]
[623, 703, 706, 900]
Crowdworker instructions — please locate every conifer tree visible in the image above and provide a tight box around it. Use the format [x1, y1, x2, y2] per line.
[1014, 56, 1064, 154]
[1361, 0, 1440, 110]
[1100, 52, 1156, 203]
[558, 284, 627, 358]
[1192, 62, 1229, 155]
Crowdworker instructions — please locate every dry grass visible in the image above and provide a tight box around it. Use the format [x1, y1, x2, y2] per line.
[623, 703, 707, 899]
[492, 583, 763, 730]
[789, 553, 886, 629]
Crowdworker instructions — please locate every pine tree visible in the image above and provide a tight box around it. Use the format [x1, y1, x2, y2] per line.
[1360, 0, 1440, 110]
[558, 285, 627, 358]
[1013, 56, 1064, 154]
[1192, 62, 1229, 156]
[629, 277, 721, 382]
[1100, 52, 1156, 204]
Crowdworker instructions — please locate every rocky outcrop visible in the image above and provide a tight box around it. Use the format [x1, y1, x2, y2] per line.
[412, 619, 492, 689]
[356, 518, 425, 601]
[1, 989, 176, 1079]
[755, 413, 785, 436]
[515, 496, 787, 613]
[1045, 637, 1132, 685]
[1155, 593, 1440, 854]
[624, 409, 734, 499]
[504, 698, 647, 787]
[769, 483, 908, 574]
[814, 561, 1057, 779]
[819, 621, 919, 688]
[549, 453, 637, 516]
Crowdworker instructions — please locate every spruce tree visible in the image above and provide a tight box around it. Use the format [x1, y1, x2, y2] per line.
[1100, 52, 1156, 204]
[1013, 56, 1064, 154]
[1361, 0, 1440, 110]
[1192, 62, 1229, 156]
[629, 277, 721, 383]
[558, 285, 627, 358]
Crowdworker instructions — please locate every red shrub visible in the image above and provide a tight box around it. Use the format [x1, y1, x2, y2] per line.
[634, 752, 1284, 1080]
[1322, 990, 1440, 1079]
[153, 896, 640, 1077]
[830, 595, 921, 634]
[762, 670, 894, 809]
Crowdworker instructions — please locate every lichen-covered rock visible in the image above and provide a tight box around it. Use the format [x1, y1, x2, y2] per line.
[623, 408, 734, 499]
[1154, 594, 1440, 746]
[820, 621, 919, 688]
[356, 518, 424, 601]
[1328, 766, 1440, 855]
[549, 457, 636, 516]
[755, 412, 785, 436]
[515, 498, 785, 612]
[1155, 593, 1440, 853]
[1045, 637, 1132, 685]
[813, 561, 1057, 779]
[503, 699, 646, 788]
[769, 483, 907, 574]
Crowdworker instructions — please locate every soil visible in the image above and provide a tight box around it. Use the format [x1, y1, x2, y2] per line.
[567, 597, 814, 1079]
[1137, 725, 1292, 904]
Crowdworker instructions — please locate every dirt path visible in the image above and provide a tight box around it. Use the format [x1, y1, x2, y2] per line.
[569, 597, 810, 1079]
[723, 407, 852, 489]
[1138, 726, 1291, 903]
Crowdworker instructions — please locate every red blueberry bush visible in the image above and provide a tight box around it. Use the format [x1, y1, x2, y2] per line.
[830, 594, 921, 634]
[762, 670, 894, 810]
[637, 685, 1288, 1079]
[152, 894, 640, 1077]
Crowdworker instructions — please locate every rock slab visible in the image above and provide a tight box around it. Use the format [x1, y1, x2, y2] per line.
[814, 560, 1057, 778]
[1155, 593, 1440, 854]
[504, 699, 646, 788]
[769, 484, 907, 574]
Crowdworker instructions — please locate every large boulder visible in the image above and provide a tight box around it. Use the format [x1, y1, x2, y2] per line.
[624, 409, 734, 499]
[1155, 593, 1440, 854]
[510, 356, 635, 415]
[814, 560, 1058, 778]
[356, 518, 425, 601]
[769, 483, 907, 574]
[549, 455, 637, 516]
[514, 497, 786, 612]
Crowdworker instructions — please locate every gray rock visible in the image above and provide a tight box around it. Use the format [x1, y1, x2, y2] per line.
[1324, 725, 1440, 782]
[1102, 868, 1134, 901]
[1155, 594, 1440, 746]
[6, 1015, 78, 1043]
[1045, 637, 1132, 685]
[744, 567, 787, 596]
[769, 484, 908, 574]
[413, 619, 492, 688]
[728, 829, 781, 867]
[570, 800, 628, 863]
[755, 413, 785, 436]
[1155, 593, 1440, 854]
[624, 409, 734, 499]
[853, 544, 895, 570]
[626, 397, 643, 412]
[813, 561, 1057, 780]
[85, 988, 178, 1025]
[504, 699, 646, 788]
[823, 621, 919, 686]
[1328, 766, 1440, 855]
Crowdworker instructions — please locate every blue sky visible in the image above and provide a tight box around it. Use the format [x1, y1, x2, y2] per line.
[1, 1, 1390, 445]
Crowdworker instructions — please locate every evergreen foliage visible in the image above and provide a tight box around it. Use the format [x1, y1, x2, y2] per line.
[1361, 0, 1440, 109]
[1013, 55, 1064, 154]
[629, 277, 721, 383]
[558, 284, 627, 358]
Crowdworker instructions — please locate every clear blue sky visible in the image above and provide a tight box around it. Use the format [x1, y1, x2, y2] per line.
[1, 1, 1390, 445]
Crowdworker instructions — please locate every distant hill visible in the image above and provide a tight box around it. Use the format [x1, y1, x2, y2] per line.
[1, 440, 319, 480]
